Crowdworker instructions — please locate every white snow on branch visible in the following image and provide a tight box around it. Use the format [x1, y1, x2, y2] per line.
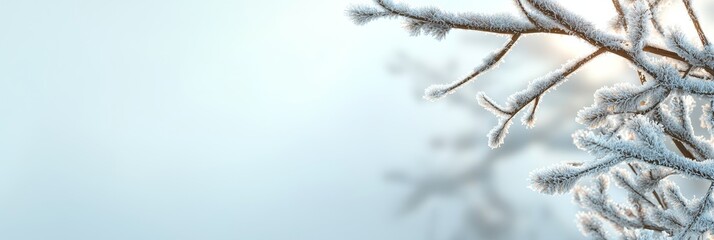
[525, 0, 625, 49]
[424, 34, 520, 100]
[530, 155, 625, 194]
[625, 1, 650, 52]
[347, 5, 396, 25]
[362, 0, 542, 37]
[349, 0, 714, 237]
[480, 48, 605, 148]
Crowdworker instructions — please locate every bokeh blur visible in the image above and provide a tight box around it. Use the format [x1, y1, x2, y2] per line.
[0, 0, 713, 239]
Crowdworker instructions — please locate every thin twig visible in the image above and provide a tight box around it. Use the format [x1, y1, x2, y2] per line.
[445, 34, 521, 93]
[682, 0, 710, 46]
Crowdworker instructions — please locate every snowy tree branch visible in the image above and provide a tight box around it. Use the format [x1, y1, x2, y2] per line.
[349, 0, 714, 238]
[424, 34, 521, 100]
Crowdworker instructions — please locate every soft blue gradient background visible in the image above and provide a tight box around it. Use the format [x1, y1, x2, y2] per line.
[4, 0, 711, 239]
[0, 0, 449, 239]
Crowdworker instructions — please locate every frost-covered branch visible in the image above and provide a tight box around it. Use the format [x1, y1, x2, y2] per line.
[347, 0, 714, 75]
[682, 0, 710, 47]
[479, 48, 606, 148]
[675, 183, 714, 239]
[348, 0, 714, 238]
[424, 34, 521, 100]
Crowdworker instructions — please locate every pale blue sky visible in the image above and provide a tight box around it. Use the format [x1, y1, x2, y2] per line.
[0, 0, 450, 239]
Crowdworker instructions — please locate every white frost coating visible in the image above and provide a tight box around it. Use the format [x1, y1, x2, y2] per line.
[480, 49, 604, 145]
[350, 0, 714, 237]
[456, 12, 536, 33]
[477, 92, 517, 148]
[655, 97, 714, 160]
[506, 51, 599, 111]
[595, 83, 656, 108]
[487, 116, 513, 149]
[673, 184, 714, 239]
[668, 95, 696, 129]
[572, 115, 714, 181]
[574, 184, 640, 229]
[423, 84, 450, 101]
[529, 155, 625, 194]
[423, 35, 520, 100]
[666, 30, 714, 69]
[624, 115, 664, 148]
[572, 129, 619, 159]
[576, 212, 609, 240]
[529, 164, 583, 194]
[625, 1, 650, 52]
[700, 100, 714, 137]
[645, 0, 670, 36]
[611, 168, 657, 207]
[521, 97, 539, 128]
[515, 0, 562, 30]
[594, 174, 608, 194]
[371, 0, 539, 37]
[404, 18, 451, 40]
[476, 92, 511, 117]
[576, 105, 611, 128]
[635, 165, 674, 191]
[577, 82, 667, 128]
[645, 63, 714, 97]
[526, 0, 625, 49]
[481, 49, 602, 148]
[673, 77, 714, 96]
[609, 0, 628, 32]
[663, 180, 692, 212]
[346, 5, 395, 25]
[633, 230, 670, 240]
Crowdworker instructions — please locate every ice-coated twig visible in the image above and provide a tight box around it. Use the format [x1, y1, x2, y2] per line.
[682, 0, 710, 47]
[674, 183, 714, 239]
[576, 81, 668, 128]
[371, 0, 546, 35]
[646, 0, 667, 36]
[524, 0, 625, 50]
[626, 1, 650, 52]
[480, 48, 605, 148]
[347, 5, 397, 25]
[529, 155, 625, 194]
[611, 0, 628, 32]
[573, 117, 714, 180]
[424, 34, 521, 100]
[348, 0, 714, 75]
[577, 212, 610, 240]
